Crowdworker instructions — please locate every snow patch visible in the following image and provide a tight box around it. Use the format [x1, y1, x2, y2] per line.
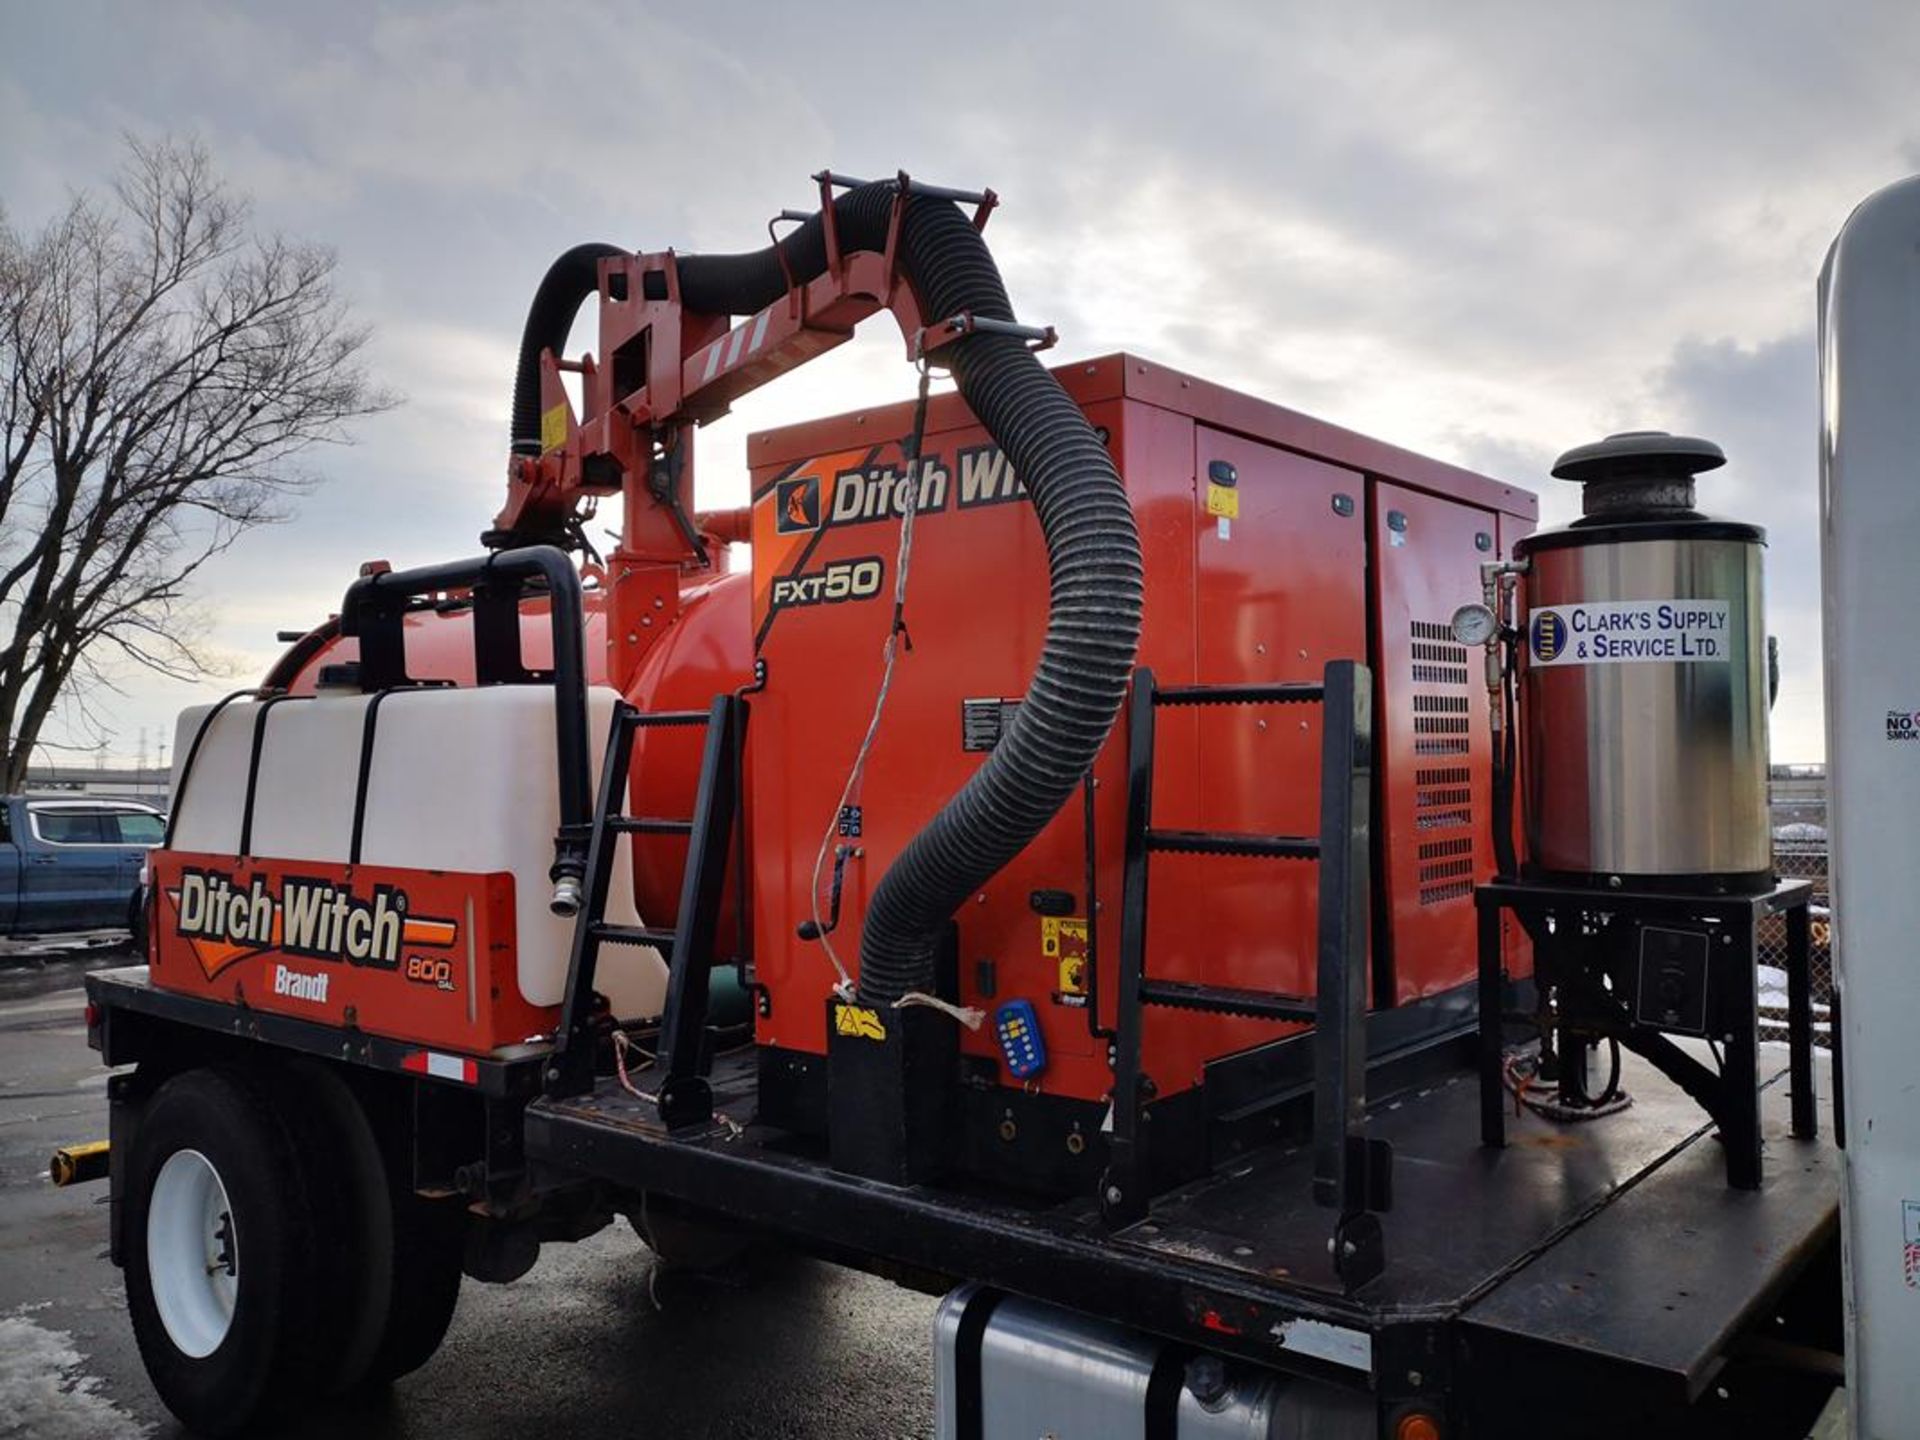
[1758, 962, 1830, 1023]
[0, 1315, 149, 1440]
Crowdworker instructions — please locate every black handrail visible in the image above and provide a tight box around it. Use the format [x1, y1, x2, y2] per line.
[1099, 661, 1390, 1288]
[339, 545, 591, 912]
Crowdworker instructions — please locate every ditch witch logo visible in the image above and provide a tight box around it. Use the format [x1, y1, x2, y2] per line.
[774, 444, 1029, 536]
[167, 868, 457, 983]
[776, 474, 821, 534]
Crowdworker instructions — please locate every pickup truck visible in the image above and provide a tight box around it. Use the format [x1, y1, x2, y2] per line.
[0, 795, 165, 937]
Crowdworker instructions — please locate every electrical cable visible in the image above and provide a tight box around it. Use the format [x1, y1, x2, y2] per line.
[1502, 1047, 1632, 1123]
[808, 359, 935, 999]
[611, 1029, 745, 1139]
[611, 1030, 658, 1103]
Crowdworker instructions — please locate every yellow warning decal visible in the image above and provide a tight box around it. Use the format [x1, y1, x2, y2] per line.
[541, 402, 570, 453]
[1040, 916, 1081, 958]
[1042, 917, 1090, 997]
[1058, 954, 1088, 996]
[1205, 482, 1240, 520]
[833, 1003, 887, 1041]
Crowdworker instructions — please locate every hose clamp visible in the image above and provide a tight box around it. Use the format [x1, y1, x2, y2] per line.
[912, 311, 1058, 362]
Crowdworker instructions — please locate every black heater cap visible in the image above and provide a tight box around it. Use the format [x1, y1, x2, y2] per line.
[1550, 430, 1726, 522]
[1551, 430, 1726, 484]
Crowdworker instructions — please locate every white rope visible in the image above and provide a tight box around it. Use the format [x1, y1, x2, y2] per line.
[893, 991, 986, 1030]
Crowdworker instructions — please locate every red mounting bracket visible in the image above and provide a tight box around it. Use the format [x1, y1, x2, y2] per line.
[912, 311, 1058, 363]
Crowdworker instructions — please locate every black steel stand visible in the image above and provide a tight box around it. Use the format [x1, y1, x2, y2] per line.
[1476, 878, 1817, 1190]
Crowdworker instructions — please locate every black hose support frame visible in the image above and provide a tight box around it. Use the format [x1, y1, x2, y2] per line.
[339, 545, 593, 915]
[652, 180, 1145, 1006]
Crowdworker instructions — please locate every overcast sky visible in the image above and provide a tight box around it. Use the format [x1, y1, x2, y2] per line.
[6, 0, 1918, 767]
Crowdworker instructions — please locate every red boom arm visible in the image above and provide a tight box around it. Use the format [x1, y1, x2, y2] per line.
[492, 174, 1033, 688]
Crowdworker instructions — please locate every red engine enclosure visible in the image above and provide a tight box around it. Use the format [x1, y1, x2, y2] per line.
[745, 353, 1535, 1108]
[268, 351, 1534, 1106]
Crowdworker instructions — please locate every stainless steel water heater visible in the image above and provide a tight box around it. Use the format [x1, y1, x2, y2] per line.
[1516, 431, 1771, 891]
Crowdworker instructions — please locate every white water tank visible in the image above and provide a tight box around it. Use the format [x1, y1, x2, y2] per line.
[167, 685, 664, 1020]
[1820, 171, 1920, 1439]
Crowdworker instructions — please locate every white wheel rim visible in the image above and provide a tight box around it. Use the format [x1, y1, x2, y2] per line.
[147, 1149, 238, 1358]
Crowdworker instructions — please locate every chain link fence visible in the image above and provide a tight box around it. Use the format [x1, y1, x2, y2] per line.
[1759, 778, 1829, 1045]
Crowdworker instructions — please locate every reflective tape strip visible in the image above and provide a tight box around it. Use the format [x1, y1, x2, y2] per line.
[725, 322, 748, 367]
[702, 343, 723, 382]
[401, 1050, 478, 1084]
[748, 310, 770, 354]
[1268, 1316, 1372, 1372]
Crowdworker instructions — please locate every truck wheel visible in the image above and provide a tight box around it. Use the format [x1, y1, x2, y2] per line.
[269, 1062, 394, 1395]
[363, 1188, 464, 1385]
[125, 1068, 324, 1436]
[275, 1060, 464, 1388]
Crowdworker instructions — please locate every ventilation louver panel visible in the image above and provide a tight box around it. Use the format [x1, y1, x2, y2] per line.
[1410, 622, 1477, 903]
[1409, 620, 1471, 685]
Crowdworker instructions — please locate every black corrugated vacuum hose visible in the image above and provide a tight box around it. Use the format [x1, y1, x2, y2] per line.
[509, 242, 627, 456]
[680, 183, 1145, 1006]
[512, 182, 1144, 1006]
[850, 322, 1144, 1007]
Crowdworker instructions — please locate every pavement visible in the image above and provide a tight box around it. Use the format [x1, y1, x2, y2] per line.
[0, 946, 938, 1439]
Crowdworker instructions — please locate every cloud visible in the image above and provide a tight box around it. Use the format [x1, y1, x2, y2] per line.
[4, 0, 1914, 762]
[1644, 333, 1825, 758]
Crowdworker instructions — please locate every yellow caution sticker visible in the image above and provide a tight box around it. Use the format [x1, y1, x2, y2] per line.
[833, 1003, 887, 1041]
[540, 401, 570, 453]
[1042, 917, 1090, 998]
[1205, 482, 1240, 520]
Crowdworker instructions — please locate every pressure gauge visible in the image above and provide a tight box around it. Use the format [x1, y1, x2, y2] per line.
[1450, 602, 1499, 647]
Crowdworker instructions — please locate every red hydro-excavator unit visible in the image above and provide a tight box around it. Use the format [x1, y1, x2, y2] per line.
[78, 172, 1840, 1439]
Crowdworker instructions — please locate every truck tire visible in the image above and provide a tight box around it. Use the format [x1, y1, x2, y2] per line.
[364, 1186, 464, 1385]
[266, 1067, 464, 1390]
[277, 1061, 464, 1387]
[124, 1068, 326, 1436]
[268, 1062, 394, 1395]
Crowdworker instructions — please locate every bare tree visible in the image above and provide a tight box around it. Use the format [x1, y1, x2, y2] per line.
[0, 135, 393, 789]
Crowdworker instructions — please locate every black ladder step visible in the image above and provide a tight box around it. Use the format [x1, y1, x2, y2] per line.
[1153, 682, 1324, 707]
[606, 817, 694, 836]
[623, 709, 712, 730]
[1145, 829, 1319, 860]
[590, 924, 676, 950]
[1139, 980, 1318, 1023]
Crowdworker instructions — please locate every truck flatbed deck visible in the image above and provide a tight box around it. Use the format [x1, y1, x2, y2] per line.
[87, 964, 1840, 1434]
[521, 1021, 1835, 1414]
